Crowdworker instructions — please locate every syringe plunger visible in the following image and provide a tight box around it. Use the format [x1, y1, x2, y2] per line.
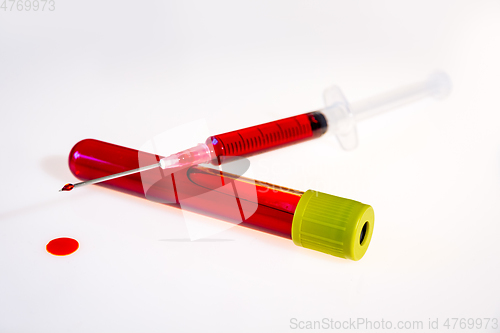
[321, 71, 452, 150]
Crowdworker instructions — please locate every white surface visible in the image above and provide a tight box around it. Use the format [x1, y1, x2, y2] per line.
[1, 1, 500, 332]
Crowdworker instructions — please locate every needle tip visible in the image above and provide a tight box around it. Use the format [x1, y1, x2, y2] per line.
[60, 183, 75, 192]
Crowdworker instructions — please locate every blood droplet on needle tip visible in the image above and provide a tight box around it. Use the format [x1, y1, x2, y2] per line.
[60, 183, 74, 192]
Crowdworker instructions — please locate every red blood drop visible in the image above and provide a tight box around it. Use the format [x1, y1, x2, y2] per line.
[46, 237, 79, 256]
[60, 183, 75, 191]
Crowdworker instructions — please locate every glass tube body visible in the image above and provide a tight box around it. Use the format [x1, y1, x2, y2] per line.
[69, 139, 306, 238]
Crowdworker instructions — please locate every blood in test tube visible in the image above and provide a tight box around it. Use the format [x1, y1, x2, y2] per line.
[69, 139, 302, 238]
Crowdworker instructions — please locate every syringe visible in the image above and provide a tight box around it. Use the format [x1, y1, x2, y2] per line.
[60, 71, 451, 192]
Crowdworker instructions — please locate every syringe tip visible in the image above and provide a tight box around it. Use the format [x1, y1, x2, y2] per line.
[60, 183, 75, 192]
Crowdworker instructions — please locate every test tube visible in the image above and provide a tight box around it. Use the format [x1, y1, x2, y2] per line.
[69, 139, 375, 260]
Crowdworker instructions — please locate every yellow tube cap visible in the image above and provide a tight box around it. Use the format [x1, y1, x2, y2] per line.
[291, 190, 374, 260]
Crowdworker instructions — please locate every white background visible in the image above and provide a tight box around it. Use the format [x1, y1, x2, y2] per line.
[1, 1, 499, 332]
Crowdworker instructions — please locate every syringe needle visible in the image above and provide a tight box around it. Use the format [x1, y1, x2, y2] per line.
[59, 162, 161, 192]
[60, 142, 212, 192]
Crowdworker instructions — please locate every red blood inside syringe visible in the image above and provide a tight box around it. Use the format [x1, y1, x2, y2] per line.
[159, 111, 328, 168]
[69, 139, 305, 238]
[208, 111, 327, 159]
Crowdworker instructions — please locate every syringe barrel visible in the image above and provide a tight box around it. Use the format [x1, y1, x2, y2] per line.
[68, 139, 374, 260]
[208, 111, 327, 159]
